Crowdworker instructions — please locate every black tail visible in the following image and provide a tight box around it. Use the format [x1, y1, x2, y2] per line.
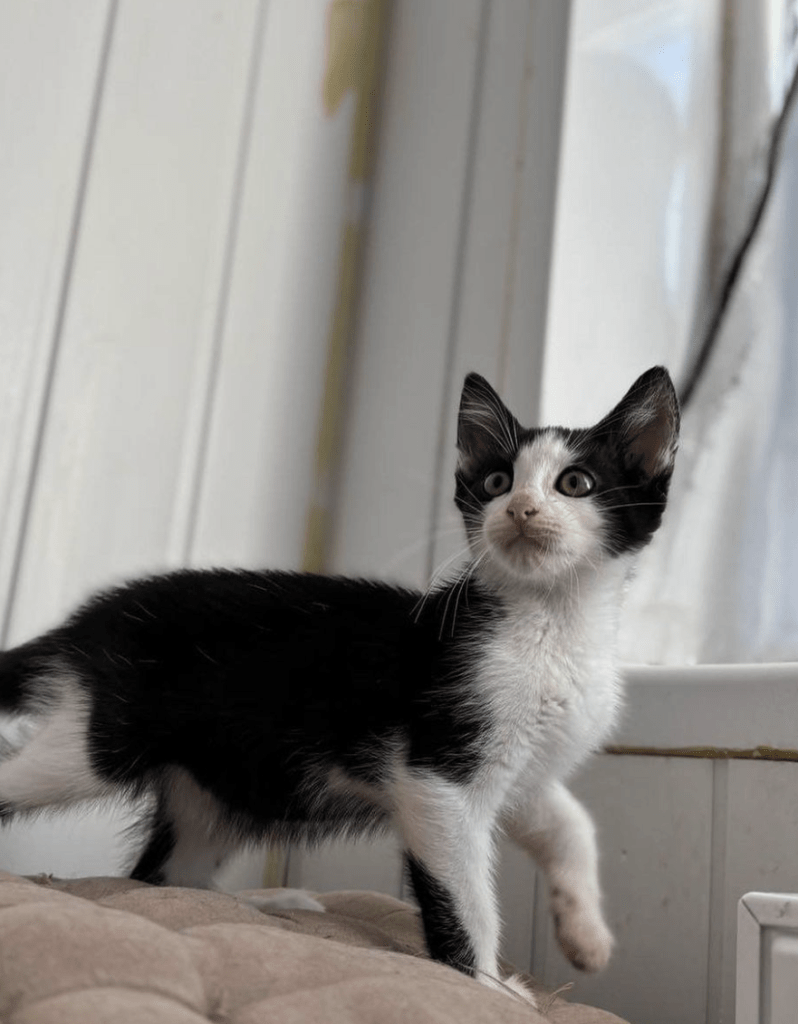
[0, 640, 53, 713]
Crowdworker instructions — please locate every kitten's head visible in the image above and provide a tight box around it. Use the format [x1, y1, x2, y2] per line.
[455, 367, 680, 588]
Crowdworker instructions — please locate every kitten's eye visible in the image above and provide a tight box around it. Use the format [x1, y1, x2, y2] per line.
[556, 467, 595, 497]
[483, 470, 512, 497]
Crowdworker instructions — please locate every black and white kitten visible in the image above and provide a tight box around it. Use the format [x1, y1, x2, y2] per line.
[0, 367, 678, 1002]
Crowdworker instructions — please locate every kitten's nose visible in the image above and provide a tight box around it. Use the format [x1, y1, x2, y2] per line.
[506, 494, 539, 522]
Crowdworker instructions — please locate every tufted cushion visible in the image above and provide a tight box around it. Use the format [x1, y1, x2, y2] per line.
[0, 871, 628, 1023]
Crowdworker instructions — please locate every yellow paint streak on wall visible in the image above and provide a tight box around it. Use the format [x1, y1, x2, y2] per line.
[262, 846, 288, 889]
[266, 2, 389, 888]
[323, 0, 386, 178]
[302, 0, 389, 574]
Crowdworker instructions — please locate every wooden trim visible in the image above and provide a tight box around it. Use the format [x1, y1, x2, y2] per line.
[604, 744, 798, 763]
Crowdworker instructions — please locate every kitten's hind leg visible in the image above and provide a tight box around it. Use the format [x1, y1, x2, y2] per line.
[503, 780, 613, 972]
[129, 797, 176, 884]
[0, 689, 109, 819]
[132, 769, 241, 889]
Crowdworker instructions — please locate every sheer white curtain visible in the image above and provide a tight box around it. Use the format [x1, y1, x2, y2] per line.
[543, 0, 798, 665]
[623, 101, 798, 664]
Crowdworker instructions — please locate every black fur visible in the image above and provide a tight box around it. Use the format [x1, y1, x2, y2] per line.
[406, 854, 476, 976]
[129, 808, 175, 885]
[0, 570, 499, 832]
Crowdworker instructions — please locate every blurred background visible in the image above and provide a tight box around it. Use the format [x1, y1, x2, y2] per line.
[1, 2, 797, 1021]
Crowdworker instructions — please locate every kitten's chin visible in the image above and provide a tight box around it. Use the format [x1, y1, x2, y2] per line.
[475, 531, 602, 591]
[479, 534, 568, 587]
[501, 534, 555, 568]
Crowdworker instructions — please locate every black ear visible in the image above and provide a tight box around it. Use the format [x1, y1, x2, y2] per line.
[457, 373, 521, 467]
[597, 366, 680, 480]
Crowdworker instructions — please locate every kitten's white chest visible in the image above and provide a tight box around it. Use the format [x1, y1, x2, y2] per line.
[475, 576, 625, 784]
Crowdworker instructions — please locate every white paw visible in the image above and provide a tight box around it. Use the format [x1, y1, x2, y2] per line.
[245, 889, 325, 913]
[554, 905, 614, 972]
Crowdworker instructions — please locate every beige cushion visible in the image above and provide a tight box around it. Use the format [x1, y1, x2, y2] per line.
[0, 871, 628, 1023]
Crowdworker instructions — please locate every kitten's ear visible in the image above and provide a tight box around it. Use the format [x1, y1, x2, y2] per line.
[598, 366, 680, 479]
[457, 373, 520, 466]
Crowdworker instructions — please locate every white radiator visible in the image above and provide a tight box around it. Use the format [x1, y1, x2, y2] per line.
[737, 892, 798, 1024]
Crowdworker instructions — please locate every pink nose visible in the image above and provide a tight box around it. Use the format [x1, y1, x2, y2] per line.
[506, 494, 539, 522]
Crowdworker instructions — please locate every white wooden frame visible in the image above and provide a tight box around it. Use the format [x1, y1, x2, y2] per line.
[617, 664, 798, 752]
[737, 892, 798, 1024]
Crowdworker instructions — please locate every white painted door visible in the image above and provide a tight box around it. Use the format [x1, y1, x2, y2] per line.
[0, 0, 377, 883]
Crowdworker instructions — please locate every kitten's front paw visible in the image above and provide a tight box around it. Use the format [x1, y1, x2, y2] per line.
[554, 906, 614, 973]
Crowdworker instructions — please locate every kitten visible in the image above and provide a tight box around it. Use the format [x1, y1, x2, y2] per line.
[0, 367, 678, 1002]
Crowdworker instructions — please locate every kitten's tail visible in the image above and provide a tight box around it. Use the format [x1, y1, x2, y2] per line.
[0, 639, 57, 714]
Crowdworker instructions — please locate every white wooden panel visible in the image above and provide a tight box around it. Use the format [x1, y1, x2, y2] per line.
[329, 0, 485, 584]
[533, 755, 714, 1024]
[619, 665, 798, 752]
[0, 805, 138, 879]
[7, 0, 261, 644]
[287, 835, 404, 898]
[0, 0, 260, 878]
[719, 761, 798, 1024]
[431, 0, 570, 573]
[189, 0, 364, 569]
[497, 0, 571, 423]
[331, 0, 570, 586]
[0, 0, 110, 636]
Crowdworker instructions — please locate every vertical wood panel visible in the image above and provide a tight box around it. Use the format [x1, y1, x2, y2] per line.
[534, 756, 714, 1024]
[328, 0, 484, 584]
[0, 0, 261, 878]
[0, 0, 110, 637]
[430, 0, 570, 575]
[7, 0, 260, 644]
[189, 0, 362, 570]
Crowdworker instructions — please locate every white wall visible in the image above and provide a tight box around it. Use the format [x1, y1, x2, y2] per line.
[0, 0, 372, 883]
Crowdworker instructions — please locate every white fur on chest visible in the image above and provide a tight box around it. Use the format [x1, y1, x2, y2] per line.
[474, 566, 629, 787]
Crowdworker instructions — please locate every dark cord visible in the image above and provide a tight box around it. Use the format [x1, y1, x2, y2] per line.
[678, 60, 798, 409]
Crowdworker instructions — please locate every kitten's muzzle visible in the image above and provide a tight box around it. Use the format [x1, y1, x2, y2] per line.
[506, 494, 539, 520]
[506, 494, 540, 532]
